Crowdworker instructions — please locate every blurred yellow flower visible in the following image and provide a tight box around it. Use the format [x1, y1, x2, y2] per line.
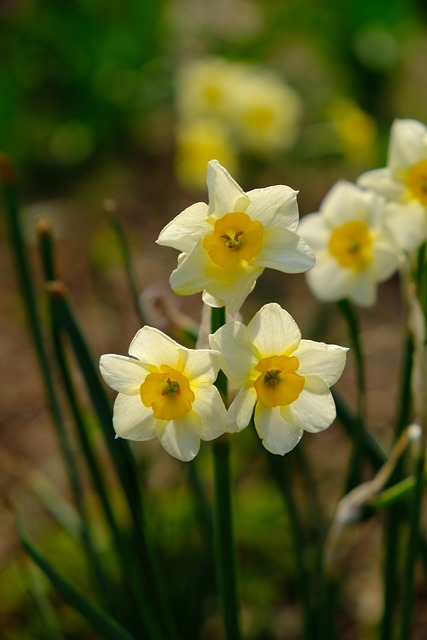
[174, 119, 238, 190]
[328, 97, 377, 162]
[175, 58, 243, 121]
[229, 70, 302, 154]
[157, 160, 314, 314]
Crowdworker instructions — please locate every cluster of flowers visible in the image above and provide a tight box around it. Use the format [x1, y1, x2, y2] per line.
[173, 57, 302, 188]
[100, 118, 427, 462]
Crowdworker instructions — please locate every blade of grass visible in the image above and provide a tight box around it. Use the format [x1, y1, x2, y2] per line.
[16, 512, 137, 640]
[46, 282, 178, 640]
[104, 201, 146, 326]
[38, 220, 170, 639]
[1, 156, 111, 608]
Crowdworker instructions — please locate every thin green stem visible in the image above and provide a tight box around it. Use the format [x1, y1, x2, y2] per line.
[266, 452, 315, 639]
[337, 299, 366, 492]
[398, 435, 426, 640]
[380, 335, 413, 640]
[211, 306, 241, 640]
[105, 205, 146, 326]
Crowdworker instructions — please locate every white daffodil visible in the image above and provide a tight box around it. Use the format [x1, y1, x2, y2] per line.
[229, 70, 302, 155]
[358, 118, 427, 251]
[157, 160, 314, 314]
[298, 180, 401, 307]
[99, 326, 227, 461]
[210, 303, 348, 455]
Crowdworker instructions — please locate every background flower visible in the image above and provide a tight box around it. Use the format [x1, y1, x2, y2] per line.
[358, 118, 427, 251]
[210, 303, 348, 455]
[157, 159, 314, 314]
[298, 180, 401, 307]
[99, 326, 227, 461]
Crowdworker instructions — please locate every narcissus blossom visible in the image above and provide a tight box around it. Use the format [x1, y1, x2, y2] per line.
[157, 160, 314, 314]
[210, 303, 348, 455]
[99, 326, 227, 461]
[298, 180, 401, 307]
[358, 118, 427, 250]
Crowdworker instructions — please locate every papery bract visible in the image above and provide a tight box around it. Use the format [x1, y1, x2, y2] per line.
[298, 180, 401, 307]
[99, 326, 227, 461]
[210, 303, 348, 455]
[157, 160, 314, 314]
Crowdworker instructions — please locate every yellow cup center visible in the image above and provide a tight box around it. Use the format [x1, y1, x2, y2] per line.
[254, 355, 305, 408]
[140, 365, 195, 420]
[203, 212, 264, 269]
[243, 106, 275, 133]
[406, 159, 427, 206]
[328, 220, 372, 270]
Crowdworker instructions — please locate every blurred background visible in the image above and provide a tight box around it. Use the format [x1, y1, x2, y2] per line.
[1, 0, 427, 638]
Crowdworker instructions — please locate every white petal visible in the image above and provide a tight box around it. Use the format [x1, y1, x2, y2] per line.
[370, 236, 400, 281]
[180, 348, 220, 384]
[294, 340, 348, 386]
[244, 303, 301, 357]
[99, 354, 146, 394]
[357, 168, 406, 200]
[388, 119, 427, 168]
[210, 321, 257, 388]
[321, 181, 374, 225]
[298, 213, 331, 251]
[113, 393, 156, 440]
[170, 241, 262, 315]
[227, 387, 257, 432]
[305, 255, 353, 302]
[202, 290, 225, 308]
[284, 381, 336, 433]
[192, 384, 228, 439]
[169, 240, 211, 296]
[128, 326, 181, 366]
[245, 185, 300, 231]
[256, 227, 315, 273]
[156, 202, 210, 253]
[254, 404, 303, 455]
[207, 160, 249, 216]
[384, 201, 427, 251]
[156, 413, 201, 461]
[346, 271, 377, 307]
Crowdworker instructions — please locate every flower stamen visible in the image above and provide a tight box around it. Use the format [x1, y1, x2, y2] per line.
[140, 365, 194, 420]
[254, 355, 304, 407]
[406, 159, 427, 206]
[203, 212, 264, 268]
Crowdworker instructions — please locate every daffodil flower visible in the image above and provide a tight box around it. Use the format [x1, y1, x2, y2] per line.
[99, 326, 227, 461]
[298, 180, 401, 307]
[358, 118, 427, 250]
[157, 160, 315, 314]
[209, 303, 348, 455]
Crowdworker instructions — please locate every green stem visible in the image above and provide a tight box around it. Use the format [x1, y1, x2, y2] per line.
[105, 205, 146, 326]
[266, 452, 315, 639]
[211, 306, 241, 640]
[1, 159, 108, 608]
[337, 299, 366, 491]
[398, 434, 426, 640]
[380, 335, 413, 640]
